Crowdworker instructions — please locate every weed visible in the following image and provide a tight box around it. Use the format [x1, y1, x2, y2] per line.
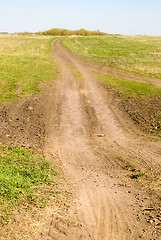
[130, 172, 146, 179]
[124, 163, 146, 180]
[124, 164, 134, 170]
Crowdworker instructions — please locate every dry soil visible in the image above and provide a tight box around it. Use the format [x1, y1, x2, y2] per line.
[0, 39, 161, 240]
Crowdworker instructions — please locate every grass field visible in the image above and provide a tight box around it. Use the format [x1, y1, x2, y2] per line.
[62, 35, 161, 80]
[0, 34, 59, 103]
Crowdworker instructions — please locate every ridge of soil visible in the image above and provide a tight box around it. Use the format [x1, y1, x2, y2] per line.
[0, 95, 46, 149]
[101, 86, 161, 137]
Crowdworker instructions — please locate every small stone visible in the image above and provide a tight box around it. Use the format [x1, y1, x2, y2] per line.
[129, 228, 133, 233]
[147, 220, 153, 224]
[73, 222, 80, 227]
[28, 106, 33, 111]
[97, 134, 105, 137]
[144, 208, 154, 211]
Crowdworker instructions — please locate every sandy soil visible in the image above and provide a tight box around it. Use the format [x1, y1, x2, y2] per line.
[40, 39, 161, 240]
[0, 39, 160, 240]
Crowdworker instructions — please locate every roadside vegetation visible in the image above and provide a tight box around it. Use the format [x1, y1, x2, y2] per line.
[97, 73, 161, 97]
[0, 34, 59, 103]
[0, 34, 63, 234]
[96, 72, 161, 135]
[62, 35, 161, 80]
[0, 147, 59, 224]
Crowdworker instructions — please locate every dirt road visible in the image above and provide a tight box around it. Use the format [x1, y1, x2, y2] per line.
[42, 39, 161, 240]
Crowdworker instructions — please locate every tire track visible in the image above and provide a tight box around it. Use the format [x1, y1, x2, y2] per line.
[42, 39, 160, 239]
[57, 39, 161, 176]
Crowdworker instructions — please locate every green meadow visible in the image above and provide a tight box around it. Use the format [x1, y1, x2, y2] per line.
[0, 34, 59, 103]
[62, 35, 161, 80]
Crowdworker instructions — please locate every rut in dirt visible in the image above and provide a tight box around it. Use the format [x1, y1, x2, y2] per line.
[56, 39, 161, 177]
[42, 39, 161, 240]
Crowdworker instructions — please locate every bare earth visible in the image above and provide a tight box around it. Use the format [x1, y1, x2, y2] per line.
[0, 39, 160, 240]
[40, 40, 161, 240]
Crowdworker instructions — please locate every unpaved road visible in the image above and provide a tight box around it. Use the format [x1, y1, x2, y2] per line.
[42, 39, 161, 240]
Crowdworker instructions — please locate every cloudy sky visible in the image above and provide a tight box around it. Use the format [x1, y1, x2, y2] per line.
[1, 0, 161, 35]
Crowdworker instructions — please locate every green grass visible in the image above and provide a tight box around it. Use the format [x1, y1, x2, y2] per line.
[130, 172, 146, 179]
[96, 72, 161, 97]
[0, 146, 59, 224]
[68, 66, 84, 82]
[124, 164, 134, 170]
[62, 35, 161, 80]
[123, 164, 146, 180]
[0, 35, 59, 103]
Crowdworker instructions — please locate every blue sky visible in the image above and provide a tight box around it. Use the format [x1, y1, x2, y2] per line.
[1, 0, 161, 35]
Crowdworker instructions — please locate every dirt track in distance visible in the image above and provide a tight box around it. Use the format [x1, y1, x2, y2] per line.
[42, 39, 161, 240]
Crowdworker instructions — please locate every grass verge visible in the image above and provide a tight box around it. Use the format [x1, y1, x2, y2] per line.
[0, 146, 59, 225]
[0, 35, 59, 103]
[96, 72, 161, 97]
[96, 72, 161, 136]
